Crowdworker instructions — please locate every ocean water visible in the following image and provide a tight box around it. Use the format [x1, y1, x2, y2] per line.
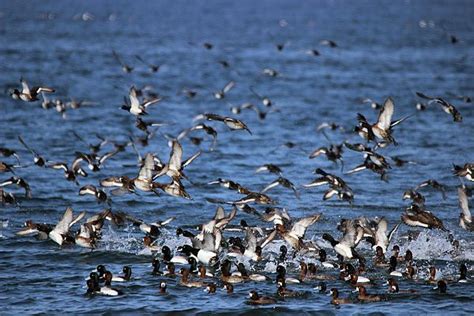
[0, 0, 473, 314]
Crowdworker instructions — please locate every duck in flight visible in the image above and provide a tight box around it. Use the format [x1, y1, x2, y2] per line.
[10, 78, 54, 102]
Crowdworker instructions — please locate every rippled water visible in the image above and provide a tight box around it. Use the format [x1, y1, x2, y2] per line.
[0, 0, 473, 314]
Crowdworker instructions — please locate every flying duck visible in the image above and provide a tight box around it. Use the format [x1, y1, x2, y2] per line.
[10, 78, 54, 102]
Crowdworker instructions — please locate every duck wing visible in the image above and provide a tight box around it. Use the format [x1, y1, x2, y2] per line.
[375, 97, 394, 131]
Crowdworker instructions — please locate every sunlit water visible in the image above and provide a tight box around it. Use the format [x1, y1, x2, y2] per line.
[0, 0, 473, 314]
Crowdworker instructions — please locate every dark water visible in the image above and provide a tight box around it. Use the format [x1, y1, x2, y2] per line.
[0, 0, 473, 314]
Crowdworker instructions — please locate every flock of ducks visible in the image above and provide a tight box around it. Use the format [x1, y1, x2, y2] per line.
[2, 17, 473, 309]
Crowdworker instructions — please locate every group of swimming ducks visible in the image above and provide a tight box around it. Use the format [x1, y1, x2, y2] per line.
[83, 240, 469, 306]
[2, 35, 473, 308]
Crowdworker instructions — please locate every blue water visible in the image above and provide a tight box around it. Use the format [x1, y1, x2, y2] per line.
[0, 0, 473, 314]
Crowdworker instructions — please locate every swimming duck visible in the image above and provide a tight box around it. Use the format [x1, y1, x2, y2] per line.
[180, 268, 204, 288]
[178, 244, 217, 266]
[434, 280, 447, 293]
[276, 265, 300, 284]
[458, 263, 468, 283]
[220, 260, 244, 284]
[374, 246, 387, 266]
[318, 249, 338, 269]
[224, 283, 234, 294]
[247, 291, 276, 305]
[356, 285, 383, 302]
[235, 262, 266, 281]
[387, 278, 417, 293]
[205, 283, 217, 294]
[329, 288, 352, 305]
[159, 282, 167, 294]
[112, 266, 132, 282]
[152, 258, 162, 275]
[161, 245, 188, 264]
[427, 266, 441, 284]
[100, 271, 124, 296]
[388, 256, 403, 277]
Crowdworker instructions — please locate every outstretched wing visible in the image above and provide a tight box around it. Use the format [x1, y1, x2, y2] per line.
[376, 97, 394, 131]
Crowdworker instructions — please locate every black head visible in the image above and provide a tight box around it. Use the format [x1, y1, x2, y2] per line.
[152, 258, 161, 271]
[10, 89, 20, 99]
[405, 249, 413, 262]
[318, 281, 327, 293]
[188, 257, 198, 272]
[322, 233, 337, 247]
[123, 266, 132, 278]
[220, 259, 232, 276]
[460, 263, 467, 278]
[437, 280, 447, 293]
[345, 263, 355, 275]
[225, 283, 234, 293]
[255, 246, 262, 257]
[206, 283, 217, 294]
[249, 290, 260, 300]
[89, 272, 99, 283]
[96, 264, 107, 276]
[389, 256, 397, 270]
[162, 245, 172, 261]
[176, 227, 183, 236]
[86, 278, 97, 294]
[240, 219, 248, 227]
[280, 245, 287, 256]
[276, 265, 286, 277]
[319, 248, 327, 262]
[167, 262, 175, 274]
